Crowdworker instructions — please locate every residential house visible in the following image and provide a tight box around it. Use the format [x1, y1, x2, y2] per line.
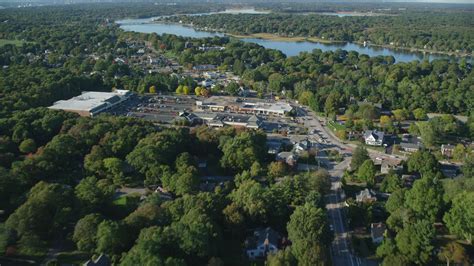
[399, 134, 422, 153]
[245, 227, 281, 260]
[294, 139, 313, 154]
[276, 152, 298, 167]
[441, 144, 455, 157]
[363, 130, 385, 146]
[370, 223, 386, 244]
[83, 254, 110, 266]
[356, 188, 377, 203]
[201, 79, 214, 88]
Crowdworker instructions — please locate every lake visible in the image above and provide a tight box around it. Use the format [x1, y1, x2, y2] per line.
[117, 11, 470, 63]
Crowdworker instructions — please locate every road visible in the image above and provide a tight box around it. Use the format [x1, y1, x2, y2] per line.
[299, 106, 405, 164]
[325, 157, 359, 266]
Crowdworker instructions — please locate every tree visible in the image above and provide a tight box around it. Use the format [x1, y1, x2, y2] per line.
[379, 115, 393, 131]
[351, 145, 370, 171]
[356, 159, 376, 186]
[452, 144, 466, 162]
[194, 86, 202, 96]
[96, 220, 129, 255]
[225, 82, 239, 96]
[120, 226, 178, 266]
[324, 93, 338, 117]
[19, 138, 36, 154]
[407, 150, 439, 175]
[73, 213, 103, 252]
[149, 85, 156, 94]
[175, 85, 183, 94]
[103, 157, 127, 185]
[395, 219, 435, 265]
[380, 171, 402, 193]
[230, 180, 268, 220]
[462, 154, 474, 178]
[392, 109, 409, 122]
[75, 176, 114, 212]
[405, 175, 444, 222]
[444, 192, 474, 244]
[438, 241, 469, 266]
[219, 131, 266, 172]
[171, 208, 218, 257]
[412, 108, 427, 120]
[267, 248, 297, 266]
[418, 122, 436, 147]
[182, 86, 190, 95]
[5, 182, 73, 240]
[287, 203, 330, 265]
[267, 161, 289, 180]
[250, 161, 264, 177]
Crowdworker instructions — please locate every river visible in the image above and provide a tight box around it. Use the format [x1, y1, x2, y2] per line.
[117, 10, 471, 63]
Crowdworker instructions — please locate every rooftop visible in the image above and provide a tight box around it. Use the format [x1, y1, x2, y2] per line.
[49, 90, 130, 114]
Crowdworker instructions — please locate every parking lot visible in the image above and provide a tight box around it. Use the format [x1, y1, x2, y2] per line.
[108, 94, 196, 123]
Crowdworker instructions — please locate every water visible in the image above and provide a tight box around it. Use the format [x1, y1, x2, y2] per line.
[117, 11, 471, 63]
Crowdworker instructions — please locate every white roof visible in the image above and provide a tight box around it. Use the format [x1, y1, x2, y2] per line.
[49, 90, 129, 113]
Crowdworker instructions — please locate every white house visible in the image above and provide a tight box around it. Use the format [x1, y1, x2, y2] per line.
[245, 227, 281, 260]
[363, 130, 385, 146]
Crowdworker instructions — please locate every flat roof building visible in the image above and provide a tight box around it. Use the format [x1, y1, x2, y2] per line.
[196, 96, 293, 116]
[49, 90, 131, 117]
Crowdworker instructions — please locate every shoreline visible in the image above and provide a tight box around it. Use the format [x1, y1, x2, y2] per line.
[137, 20, 473, 59]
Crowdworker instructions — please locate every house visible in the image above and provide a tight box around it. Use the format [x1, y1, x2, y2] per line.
[245, 227, 281, 260]
[294, 139, 313, 153]
[370, 223, 386, 244]
[276, 152, 298, 167]
[400, 141, 422, 153]
[201, 79, 214, 88]
[356, 188, 377, 203]
[83, 254, 110, 266]
[363, 130, 385, 146]
[441, 144, 455, 157]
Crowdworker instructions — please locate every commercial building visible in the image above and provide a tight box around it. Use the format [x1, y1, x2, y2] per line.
[49, 90, 131, 117]
[196, 112, 263, 129]
[196, 96, 293, 116]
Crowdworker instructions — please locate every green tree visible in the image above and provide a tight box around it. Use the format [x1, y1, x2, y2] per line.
[443, 192, 474, 244]
[351, 145, 370, 171]
[395, 220, 435, 265]
[5, 182, 73, 240]
[96, 220, 129, 255]
[171, 208, 218, 257]
[194, 86, 202, 96]
[267, 161, 289, 180]
[267, 248, 297, 266]
[19, 138, 37, 154]
[230, 180, 268, 220]
[356, 159, 376, 185]
[287, 203, 330, 265]
[462, 154, 474, 178]
[182, 86, 190, 95]
[176, 85, 183, 94]
[412, 108, 427, 120]
[75, 176, 114, 212]
[73, 213, 103, 252]
[452, 144, 466, 162]
[380, 171, 402, 193]
[405, 175, 444, 222]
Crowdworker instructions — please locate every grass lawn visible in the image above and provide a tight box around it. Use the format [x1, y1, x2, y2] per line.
[327, 120, 345, 132]
[112, 195, 128, 206]
[0, 39, 26, 47]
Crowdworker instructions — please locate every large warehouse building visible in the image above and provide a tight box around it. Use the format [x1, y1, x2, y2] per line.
[49, 90, 131, 117]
